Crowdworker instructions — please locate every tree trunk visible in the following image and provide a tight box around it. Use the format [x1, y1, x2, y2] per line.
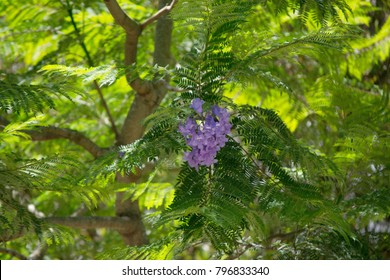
[110, 0, 174, 246]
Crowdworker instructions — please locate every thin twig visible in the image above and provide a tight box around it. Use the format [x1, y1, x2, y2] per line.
[226, 134, 283, 188]
[140, 0, 178, 30]
[66, 1, 120, 140]
[92, 80, 120, 140]
[0, 248, 28, 260]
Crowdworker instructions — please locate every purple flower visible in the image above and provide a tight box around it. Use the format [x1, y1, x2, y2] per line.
[179, 98, 232, 169]
[190, 98, 205, 114]
[178, 117, 197, 140]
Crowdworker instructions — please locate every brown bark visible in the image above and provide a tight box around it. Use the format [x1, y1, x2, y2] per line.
[26, 126, 106, 158]
[46, 216, 135, 231]
[105, 0, 174, 246]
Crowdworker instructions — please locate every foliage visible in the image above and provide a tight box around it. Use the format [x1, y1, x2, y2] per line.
[0, 0, 389, 260]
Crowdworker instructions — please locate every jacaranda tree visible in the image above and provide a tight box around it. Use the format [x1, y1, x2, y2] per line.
[0, 0, 389, 259]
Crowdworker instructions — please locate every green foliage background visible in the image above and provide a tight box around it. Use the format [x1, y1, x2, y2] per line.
[0, 0, 389, 259]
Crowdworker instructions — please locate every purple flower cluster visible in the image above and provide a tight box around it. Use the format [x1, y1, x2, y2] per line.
[179, 98, 232, 170]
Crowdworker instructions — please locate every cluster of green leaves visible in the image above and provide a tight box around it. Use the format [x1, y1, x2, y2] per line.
[0, 84, 114, 254]
[0, 0, 171, 259]
[0, 153, 114, 249]
[1, 0, 388, 260]
[101, 0, 370, 259]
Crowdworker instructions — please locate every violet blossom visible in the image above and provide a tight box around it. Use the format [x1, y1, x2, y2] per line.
[179, 99, 232, 170]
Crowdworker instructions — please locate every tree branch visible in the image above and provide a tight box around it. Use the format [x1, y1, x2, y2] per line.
[153, 0, 175, 67]
[119, 0, 175, 144]
[140, 0, 178, 30]
[105, 0, 175, 246]
[92, 80, 120, 140]
[46, 216, 134, 231]
[0, 216, 138, 243]
[0, 117, 105, 157]
[114, 174, 147, 245]
[103, 0, 140, 34]
[104, 0, 152, 94]
[26, 126, 106, 158]
[66, 1, 120, 140]
[0, 248, 28, 260]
